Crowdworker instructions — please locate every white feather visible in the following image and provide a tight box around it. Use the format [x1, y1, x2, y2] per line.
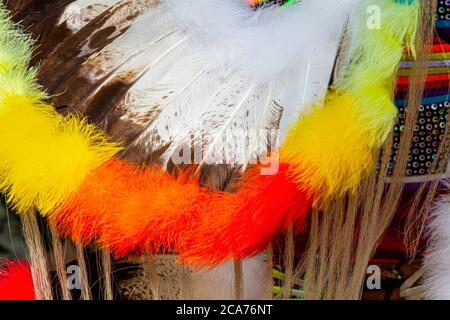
[423, 182, 450, 300]
[57, 0, 355, 166]
[58, 0, 123, 31]
[125, 0, 355, 166]
[165, 0, 353, 80]
[75, 11, 186, 112]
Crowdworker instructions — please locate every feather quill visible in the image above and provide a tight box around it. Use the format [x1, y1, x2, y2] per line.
[132, 0, 352, 166]
[0, 5, 120, 215]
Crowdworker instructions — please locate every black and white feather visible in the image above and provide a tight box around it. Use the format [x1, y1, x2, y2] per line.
[8, 0, 353, 178]
[6, 0, 356, 300]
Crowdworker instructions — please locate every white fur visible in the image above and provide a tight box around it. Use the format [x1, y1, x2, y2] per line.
[423, 182, 450, 299]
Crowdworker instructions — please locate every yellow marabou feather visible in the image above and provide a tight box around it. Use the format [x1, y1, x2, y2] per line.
[0, 7, 120, 215]
[339, 0, 420, 142]
[281, 0, 420, 204]
[281, 92, 378, 202]
[0, 9, 34, 73]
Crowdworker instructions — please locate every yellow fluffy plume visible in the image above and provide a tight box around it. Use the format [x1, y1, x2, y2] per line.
[280, 0, 420, 205]
[281, 92, 378, 202]
[338, 0, 420, 141]
[0, 6, 120, 215]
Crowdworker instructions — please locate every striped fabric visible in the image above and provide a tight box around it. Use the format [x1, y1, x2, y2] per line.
[390, 4, 450, 182]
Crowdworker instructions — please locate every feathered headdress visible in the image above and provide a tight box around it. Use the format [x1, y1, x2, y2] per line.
[0, 0, 423, 299]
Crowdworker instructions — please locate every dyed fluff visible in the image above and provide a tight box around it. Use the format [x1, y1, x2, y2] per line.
[282, 92, 377, 201]
[0, 260, 35, 300]
[280, 0, 420, 205]
[0, 1, 421, 268]
[0, 6, 120, 215]
[52, 159, 229, 257]
[52, 159, 311, 266]
[180, 163, 312, 266]
[339, 0, 420, 142]
[0, 100, 120, 215]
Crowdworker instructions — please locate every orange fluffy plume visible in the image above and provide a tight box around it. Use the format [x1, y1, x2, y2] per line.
[51, 160, 312, 267]
[52, 159, 234, 258]
[180, 163, 313, 266]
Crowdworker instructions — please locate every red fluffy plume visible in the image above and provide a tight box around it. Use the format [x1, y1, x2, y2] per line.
[0, 260, 35, 300]
[51, 159, 313, 267]
[180, 163, 313, 266]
